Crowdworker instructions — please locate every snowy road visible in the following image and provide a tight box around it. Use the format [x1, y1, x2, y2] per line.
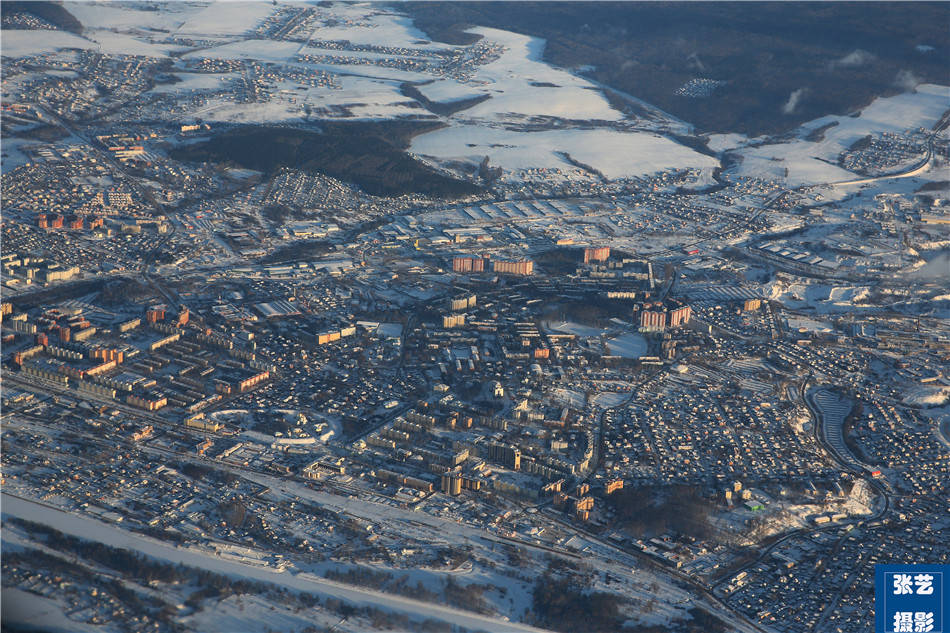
[1, 493, 553, 633]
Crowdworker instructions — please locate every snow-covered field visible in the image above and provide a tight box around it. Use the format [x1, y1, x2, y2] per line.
[0, 588, 107, 633]
[590, 391, 633, 408]
[786, 315, 835, 334]
[545, 320, 605, 338]
[150, 72, 239, 93]
[460, 27, 621, 122]
[903, 385, 950, 407]
[182, 39, 302, 63]
[1, 30, 96, 56]
[84, 30, 181, 57]
[407, 26, 717, 182]
[606, 333, 648, 358]
[306, 3, 440, 50]
[705, 132, 750, 154]
[552, 388, 587, 409]
[1, 137, 44, 170]
[180, 592, 362, 633]
[2, 1, 723, 186]
[768, 281, 874, 314]
[66, 1, 203, 32]
[176, 2, 275, 37]
[411, 124, 719, 181]
[416, 78, 486, 103]
[728, 84, 949, 186]
[1, 493, 553, 633]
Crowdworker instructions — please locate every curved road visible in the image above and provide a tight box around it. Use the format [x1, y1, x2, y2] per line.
[830, 121, 944, 188]
[711, 379, 892, 604]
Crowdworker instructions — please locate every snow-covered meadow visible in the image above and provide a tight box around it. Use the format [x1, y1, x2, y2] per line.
[725, 84, 949, 186]
[5, 2, 946, 190]
[3, 1, 723, 186]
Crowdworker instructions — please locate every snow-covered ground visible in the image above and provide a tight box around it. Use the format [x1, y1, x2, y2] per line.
[306, 3, 442, 51]
[0, 588, 108, 633]
[3, 1, 722, 185]
[176, 2, 275, 37]
[66, 1, 203, 32]
[150, 72, 239, 93]
[459, 27, 621, 122]
[2, 1, 726, 188]
[606, 333, 648, 358]
[1, 137, 44, 170]
[552, 388, 587, 409]
[590, 391, 633, 408]
[728, 84, 949, 186]
[408, 26, 718, 182]
[812, 388, 863, 468]
[768, 281, 874, 314]
[416, 79, 486, 103]
[545, 320, 605, 338]
[903, 385, 950, 407]
[83, 30, 181, 57]
[705, 133, 750, 154]
[411, 124, 718, 181]
[1, 493, 554, 633]
[0, 30, 96, 56]
[181, 39, 302, 63]
[786, 315, 835, 334]
[178, 593, 347, 633]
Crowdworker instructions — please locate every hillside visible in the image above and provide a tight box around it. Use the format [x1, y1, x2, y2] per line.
[171, 122, 483, 199]
[403, 2, 950, 136]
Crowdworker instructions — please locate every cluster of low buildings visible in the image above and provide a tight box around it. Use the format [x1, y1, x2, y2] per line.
[839, 128, 930, 176]
[2, 15, 948, 630]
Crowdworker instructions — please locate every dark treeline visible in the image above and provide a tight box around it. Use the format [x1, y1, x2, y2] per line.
[7, 518, 464, 632]
[607, 484, 718, 539]
[404, 2, 950, 136]
[399, 82, 492, 116]
[170, 123, 482, 198]
[1, 1, 83, 33]
[531, 575, 625, 632]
